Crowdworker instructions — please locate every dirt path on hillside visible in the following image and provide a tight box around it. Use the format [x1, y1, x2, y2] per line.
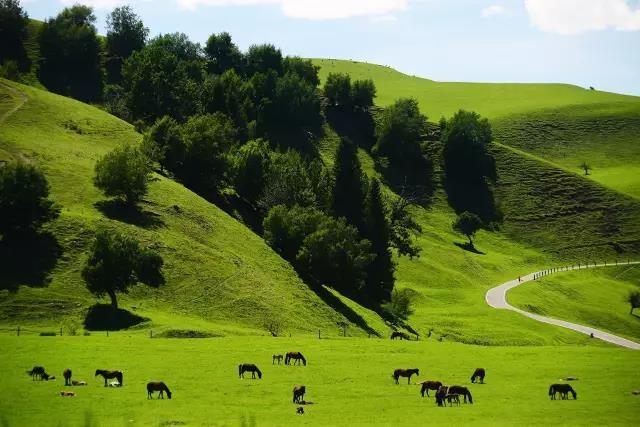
[0, 81, 27, 125]
[486, 261, 640, 350]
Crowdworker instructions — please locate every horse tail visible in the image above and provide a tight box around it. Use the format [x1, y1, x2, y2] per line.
[118, 372, 123, 386]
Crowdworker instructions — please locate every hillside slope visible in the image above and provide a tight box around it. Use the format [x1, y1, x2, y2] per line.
[0, 80, 386, 336]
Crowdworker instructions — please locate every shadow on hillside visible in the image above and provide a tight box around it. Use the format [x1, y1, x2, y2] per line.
[312, 285, 380, 337]
[84, 304, 149, 331]
[444, 179, 502, 224]
[375, 157, 435, 207]
[454, 241, 485, 255]
[0, 231, 62, 292]
[94, 200, 164, 229]
[325, 106, 376, 150]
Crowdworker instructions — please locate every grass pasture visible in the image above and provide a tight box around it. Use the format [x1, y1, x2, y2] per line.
[1, 335, 639, 426]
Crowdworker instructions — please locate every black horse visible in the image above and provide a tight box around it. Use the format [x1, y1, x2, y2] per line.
[448, 385, 473, 403]
[293, 385, 306, 403]
[470, 368, 485, 384]
[549, 384, 577, 400]
[95, 369, 123, 387]
[147, 382, 172, 399]
[26, 366, 46, 380]
[435, 385, 448, 407]
[238, 363, 262, 379]
[392, 368, 419, 384]
[420, 381, 443, 397]
[285, 352, 307, 366]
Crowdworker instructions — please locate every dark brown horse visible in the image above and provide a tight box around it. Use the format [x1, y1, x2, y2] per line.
[420, 380, 443, 397]
[390, 331, 410, 340]
[549, 384, 577, 400]
[293, 385, 306, 403]
[147, 382, 172, 399]
[272, 354, 284, 365]
[63, 369, 72, 386]
[446, 393, 461, 406]
[238, 364, 262, 379]
[392, 368, 419, 384]
[27, 366, 46, 380]
[285, 352, 307, 366]
[435, 385, 448, 407]
[448, 385, 473, 403]
[470, 368, 485, 384]
[95, 369, 123, 387]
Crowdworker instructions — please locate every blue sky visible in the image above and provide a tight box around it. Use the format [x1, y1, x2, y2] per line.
[23, 0, 640, 95]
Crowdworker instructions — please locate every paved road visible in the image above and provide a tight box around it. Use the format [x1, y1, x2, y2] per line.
[486, 262, 640, 350]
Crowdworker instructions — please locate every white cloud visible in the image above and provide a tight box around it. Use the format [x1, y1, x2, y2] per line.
[525, 0, 640, 34]
[176, 0, 409, 20]
[481, 5, 504, 17]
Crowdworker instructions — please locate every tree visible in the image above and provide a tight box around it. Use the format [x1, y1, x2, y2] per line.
[0, 162, 59, 237]
[201, 69, 251, 138]
[245, 44, 282, 76]
[204, 32, 243, 75]
[263, 204, 327, 260]
[141, 116, 185, 174]
[0, 0, 29, 71]
[453, 211, 483, 246]
[233, 139, 272, 203]
[382, 288, 416, 322]
[93, 144, 152, 206]
[374, 98, 426, 162]
[628, 291, 640, 315]
[259, 150, 316, 211]
[332, 137, 367, 230]
[105, 5, 149, 84]
[388, 193, 422, 258]
[38, 5, 103, 102]
[580, 161, 592, 176]
[82, 229, 164, 309]
[283, 56, 320, 87]
[351, 79, 376, 110]
[323, 73, 351, 108]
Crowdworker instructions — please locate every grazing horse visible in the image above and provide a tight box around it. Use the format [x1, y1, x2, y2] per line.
[272, 355, 284, 365]
[95, 369, 123, 387]
[63, 369, 72, 386]
[435, 385, 448, 407]
[147, 382, 172, 399]
[238, 364, 262, 379]
[446, 393, 461, 406]
[470, 368, 485, 384]
[390, 331, 409, 340]
[448, 385, 473, 404]
[549, 384, 577, 400]
[420, 380, 443, 397]
[392, 368, 419, 384]
[293, 385, 306, 404]
[27, 366, 46, 380]
[285, 352, 307, 366]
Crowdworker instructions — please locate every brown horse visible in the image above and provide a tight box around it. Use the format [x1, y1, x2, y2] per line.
[392, 368, 419, 384]
[448, 385, 473, 403]
[390, 331, 410, 340]
[435, 385, 448, 407]
[238, 364, 262, 379]
[446, 393, 461, 406]
[95, 369, 123, 387]
[272, 354, 284, 365]
[470, 368, 485, 384]
[293, 385, 306, 403]
[420, 380, 443, 397]
[549, 384, 577, 400]
[285, 352, 307, 366]
[63, 369, 72, 386]
[147, 382, 172, 399]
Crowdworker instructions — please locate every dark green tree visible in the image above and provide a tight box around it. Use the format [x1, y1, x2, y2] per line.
[374, 98, 426, 162]
[628, 291, 640, 315]
[0, 162, 59, 237]
[105, 5, 149, 84]
[38, 5, 103, 101]
[93, 144, 152, 206]
[365, 178, 395, 301]
[245, 44, 282, 76]
[263, 204, 326, 260]
[233, 139, 272, 203]
[283, 56, 320, 87]
[382, 288, 416, 322]
[204, 32, 244, 75]
[141, 116, 185, 174]
[323, 72, 351, 108]
[201, 69, 251, 138]
[453, 211, 483, 246]
[332, 137, 367, 230]
[259, 150, 315, 211]
[0, 0, 29, 71]
[351, 79, 376, 110]
[82, 229, 164, 309]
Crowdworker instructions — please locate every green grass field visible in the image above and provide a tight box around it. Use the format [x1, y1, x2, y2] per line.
[2, 335, 639, 426]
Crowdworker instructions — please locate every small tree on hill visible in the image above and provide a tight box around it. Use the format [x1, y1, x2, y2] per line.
[628, 291, 640, 315]
[453, 211, 483, 246]
[351, 79, 376, 110]
[323, 72, 351, 108]
[93, 144, 152, 206]
[382, 288, 416, 322]
[580, 161, 592, 176]
[82, 229, 164, 309]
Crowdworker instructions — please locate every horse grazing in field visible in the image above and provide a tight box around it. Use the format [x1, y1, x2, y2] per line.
[147, 382, 172, 399]
[448, 385, 473, 404]
[95, 369, 123, 387]
[470, 368, 485, 384]
[293, 385, 306, 404]
[390, 331, 410, 340]
[239, 364, 262, 379]
[63, 369, 72, 386]
[446, 393, 461, 406]
[549, 384, 577, 400]
[392, 368, 419, 384]
[420, 381, 443, 397]
[435, 385, 448, 407]
[285, 352, 307, 366]
[27, 366, 46, 380]
[272, 354, 284, 365]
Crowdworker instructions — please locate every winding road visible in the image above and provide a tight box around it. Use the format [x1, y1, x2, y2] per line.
[486, 261, 640, 350]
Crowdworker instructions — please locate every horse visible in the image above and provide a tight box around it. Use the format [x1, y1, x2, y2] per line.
[238, 364, 262, 379]
[392, 368, 419, 384]
[272, 355, 284, 365]
[285, 352, 307, 366]
[95, 369, 123, 387]
[448, 385, 473, 404]
[60, 391, 75, 397]
[63, 369, 72, 386]
[71, 380, 87, 386]
[147, 382, 172, 399]
[435, 385, 448, 407]
[470, 368, 485, 384]
[420, 380, 443, 397]
[296, 406, 305, 415]
[293, 385, 306, 404]
[549, 384, 577, 400]
[390, 331, 409, 340]
[446, 393, 461, 406]
[27, 366, 46, 380]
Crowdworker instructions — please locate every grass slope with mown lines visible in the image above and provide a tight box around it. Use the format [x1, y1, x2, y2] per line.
[508, 265, 640, 342]
[0, 79, 383, 336]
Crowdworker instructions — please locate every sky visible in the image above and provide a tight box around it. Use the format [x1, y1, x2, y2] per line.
[22, 0, 640, 95]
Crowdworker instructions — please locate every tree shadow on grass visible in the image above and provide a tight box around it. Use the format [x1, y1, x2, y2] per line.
[453, 241, 485, 255]
[94, 200, 164, 229]
[312, 285, 381, 337]
[84, 304, 149, 331]
[0, 231, 62, 292]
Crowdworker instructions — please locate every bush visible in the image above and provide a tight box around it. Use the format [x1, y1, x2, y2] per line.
[382, 288, 417, 322]
[93, 144, 152, 205]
